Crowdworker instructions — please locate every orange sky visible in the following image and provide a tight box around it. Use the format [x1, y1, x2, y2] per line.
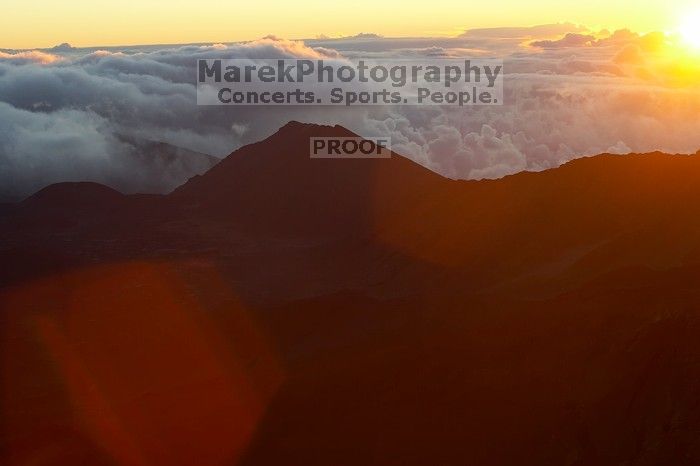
[1, 0, 696, 49]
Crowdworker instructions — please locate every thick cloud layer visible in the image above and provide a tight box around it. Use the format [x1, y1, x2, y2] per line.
[1, 27, 699, 200]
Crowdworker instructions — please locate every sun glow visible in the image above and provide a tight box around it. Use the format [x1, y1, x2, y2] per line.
[680, 8, 700, 47]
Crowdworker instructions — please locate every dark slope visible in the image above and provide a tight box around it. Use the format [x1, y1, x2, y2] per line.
[2, 123, 700, 466]
[171, 121, 448, 236]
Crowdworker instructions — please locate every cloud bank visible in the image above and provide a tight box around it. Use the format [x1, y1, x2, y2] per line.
[1, 26, 700, 200]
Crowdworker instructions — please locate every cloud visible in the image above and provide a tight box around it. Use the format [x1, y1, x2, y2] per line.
[50, 43, 75, 52]
[0, 51, 62, 65]
[0, 101, 215, 201]
[530, 28, 670, 52]
[0, 102, 130, 199]
[530, 33, 597, 49]
[460, 23, 587, 39]
[613, 44, 644, 64]
[1, 26, 699, 199]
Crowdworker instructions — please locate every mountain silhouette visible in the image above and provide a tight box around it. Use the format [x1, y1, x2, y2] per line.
[2, 122, 700, 466]
[171, 121, 446, 236]
[0, 136, 219, 203]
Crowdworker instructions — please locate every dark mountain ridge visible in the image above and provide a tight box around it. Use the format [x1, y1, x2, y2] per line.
[5, 121, 699, 296]
[2, 122, 700, 466]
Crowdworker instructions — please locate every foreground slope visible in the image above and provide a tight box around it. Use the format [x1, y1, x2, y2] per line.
[2, 122, 700, 465]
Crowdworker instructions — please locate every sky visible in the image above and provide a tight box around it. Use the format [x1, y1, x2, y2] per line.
[1, 0, 698, 48]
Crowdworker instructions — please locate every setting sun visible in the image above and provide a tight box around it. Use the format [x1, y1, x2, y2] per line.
[680, 8, 700, 47]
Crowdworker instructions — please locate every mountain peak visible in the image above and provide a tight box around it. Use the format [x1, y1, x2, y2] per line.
[171, 121, 443, 235]
[278, 120, 349, 132]
[271, 121, 358, 141]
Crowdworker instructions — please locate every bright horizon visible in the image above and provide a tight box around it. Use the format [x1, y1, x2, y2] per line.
[2, 0, 698, 49]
